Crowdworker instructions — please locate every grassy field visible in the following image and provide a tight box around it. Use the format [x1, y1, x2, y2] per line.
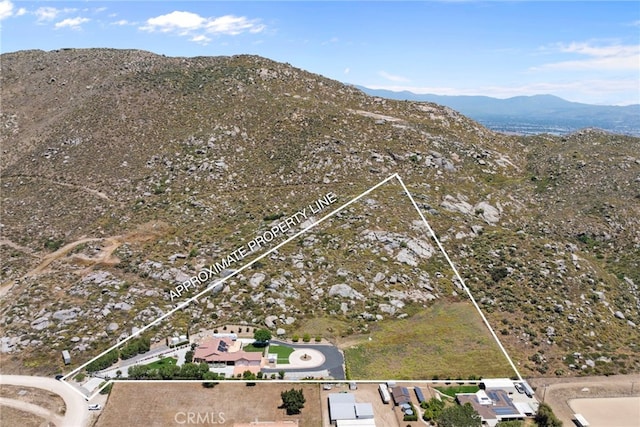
[145, 357, 177, 370]
[269, 344, 295, 363]
[344, 301, 516, 380]
[95, 382, 322, 427]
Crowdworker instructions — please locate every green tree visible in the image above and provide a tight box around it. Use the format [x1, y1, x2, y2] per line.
[178, 362, 202, 379]
[535, 403, 563, 427]
[99, 381, 113, 395]
[128, 364, 151, 379]
[202, 371, 219, 388]
[86, 349, 119, 372]
[498, 421, 524, 427]
[278, 370, 285, 379]
[302, 333, 311, 343]
[185, 350, 194, 363]
[437, 403, 481, 427]
[421, 398, 445, 421]
[254, 328, 272, 344]
[159, 364, 180, 380]
[280, 388, 305, 415]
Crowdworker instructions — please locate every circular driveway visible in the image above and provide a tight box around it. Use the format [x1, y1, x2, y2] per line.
[285, 349, 326, 367]
[262, 339, 345, 379]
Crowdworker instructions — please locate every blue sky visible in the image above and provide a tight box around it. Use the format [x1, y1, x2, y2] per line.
[1, 1, 639, 105]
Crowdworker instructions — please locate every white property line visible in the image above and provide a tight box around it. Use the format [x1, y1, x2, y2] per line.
[395, 175, 523, 382]
[63, 173, 400, 400]
[62, 172, 521, 400]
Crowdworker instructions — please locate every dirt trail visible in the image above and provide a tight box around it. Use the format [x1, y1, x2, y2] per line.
[0, 221, 171, 297]
[2, 174, 118, 204]
[0, 239, 38, 257]
[26, 237, 104, 277]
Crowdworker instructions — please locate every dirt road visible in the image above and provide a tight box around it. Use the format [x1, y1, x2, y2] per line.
[0, 375, 91, 427]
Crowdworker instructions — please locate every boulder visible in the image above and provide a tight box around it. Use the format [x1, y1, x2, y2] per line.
[249, 273, 266, 288]
[265, 315, 278, 328]
[53, 308, 79, 322]
[31, 317, 50, 331]
[328, 284, 363, 300]
[114, 302, 132, 311]
[475, 201, 500, 224]
[373, 272, 385, 283]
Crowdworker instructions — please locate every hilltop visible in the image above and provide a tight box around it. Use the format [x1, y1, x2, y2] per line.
[1, 48, 639, 379]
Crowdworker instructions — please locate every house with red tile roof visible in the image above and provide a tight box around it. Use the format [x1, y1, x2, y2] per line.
[193, 337, 264, 375]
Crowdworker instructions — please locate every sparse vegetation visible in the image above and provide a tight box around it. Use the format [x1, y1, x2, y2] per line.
[1, 49, 639, 381]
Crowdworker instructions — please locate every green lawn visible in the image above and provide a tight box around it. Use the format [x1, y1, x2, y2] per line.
[344, 301, 516, 380]
[145, 357, 177, 370]
[242, 343, 267, 354]
[435, 385, 480, 397]
[269, 344, 295, 364]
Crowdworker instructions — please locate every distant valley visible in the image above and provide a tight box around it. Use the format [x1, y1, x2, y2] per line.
[357, 87, 640, 136]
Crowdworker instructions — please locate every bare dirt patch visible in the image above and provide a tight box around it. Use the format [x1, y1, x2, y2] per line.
[23, 220, 171, 277]
[0, 384, 66, 415]
[0, 405, 51, 427]
[95, 381, 322, 427]
[529, 374, 640, 425]
[569, 397, 640, 427]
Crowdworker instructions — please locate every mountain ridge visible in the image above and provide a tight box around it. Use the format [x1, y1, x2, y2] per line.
[356, 86, 640, 136]
[1, 48, 638, 379]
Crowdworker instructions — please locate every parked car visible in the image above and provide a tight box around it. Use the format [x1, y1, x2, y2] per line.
[88, 404, 101, 411]
[322, 384, 332, 390]
[54, 374, 64, 381]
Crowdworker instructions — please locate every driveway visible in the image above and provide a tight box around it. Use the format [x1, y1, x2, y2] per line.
[0, 375, 90, 427]
[262, 339, 345, 379]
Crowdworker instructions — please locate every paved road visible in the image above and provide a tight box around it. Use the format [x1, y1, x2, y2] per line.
[262, 340, 345, 379]
[0, 375, 90, 427]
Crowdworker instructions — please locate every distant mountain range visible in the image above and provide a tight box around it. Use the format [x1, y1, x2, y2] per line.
[356, 87, 640, 136]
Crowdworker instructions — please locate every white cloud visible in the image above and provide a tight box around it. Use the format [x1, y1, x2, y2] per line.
[141, 11, 205, 33]
[0, 0, 27, 20]
[205, 15, 265, 35]
[140, 10, 265, 41]
[535, 41, 640, 71]
[0, 0, 14, 20]
[344, 67, 350, 75]
[111, 19, 133, 26]
[35, 7, 65, 22]
[190, 34, 211, 45]
[55, 17, 90, 30]
[378, 71, 410, 83]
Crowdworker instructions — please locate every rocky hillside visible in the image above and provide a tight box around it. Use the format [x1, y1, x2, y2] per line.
[1, 49, 638, 378]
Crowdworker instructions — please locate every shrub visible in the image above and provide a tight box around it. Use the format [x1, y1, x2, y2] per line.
[302, 333, 311, 343]
[292, 334, 300, 342]
[86, 349, 119, 372]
